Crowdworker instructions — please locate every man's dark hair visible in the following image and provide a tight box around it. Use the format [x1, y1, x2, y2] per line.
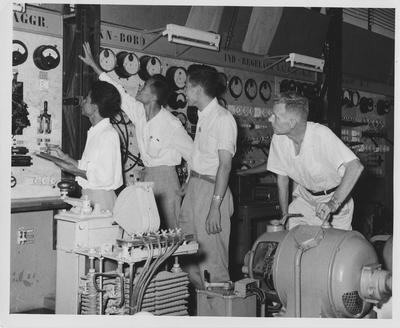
[187, 64, 225, 98]
[148, 74, 171, 106]
[90, 81, 121, 118]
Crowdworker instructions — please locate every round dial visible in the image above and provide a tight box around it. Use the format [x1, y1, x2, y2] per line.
[99, 48, 116, 72]
[172, 111, 188, 126]
[259, 81, 272, 102]
[218, 97, 227, 108]
[166, 66, 187, 90]
[228, 76, 243, 99]
[244, 79, 257, 100]
[146, 56, 162, 76]
[172, 67, 187, 89]
[115, 52, 139, 78]
[123, 53, 140, 75]
[139, 55, 162, 81]
[13, 40, 28, 66]
[218, 72, 228, 94]
[168, 91, 187, 110]
[33, 45, 60, 70]
[351, 90, 360, 107]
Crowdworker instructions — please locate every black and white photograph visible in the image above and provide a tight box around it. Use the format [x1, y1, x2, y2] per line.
[1, 0, 398, 327]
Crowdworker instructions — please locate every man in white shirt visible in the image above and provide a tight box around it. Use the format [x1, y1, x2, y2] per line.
[79, 42, 193, 229]
[50, 81, 123, 211]
[179, 64, 237, 290]
[239, 92, 364, 230]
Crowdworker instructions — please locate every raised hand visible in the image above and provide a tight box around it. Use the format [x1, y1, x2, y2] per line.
[78, 41, 102, 75]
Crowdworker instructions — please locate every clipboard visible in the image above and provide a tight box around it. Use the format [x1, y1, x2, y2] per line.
[34, 152, 70, 166]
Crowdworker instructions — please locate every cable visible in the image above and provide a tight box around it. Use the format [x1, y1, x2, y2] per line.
[136, 238, 182, 311]
[136, 236, 171, 309]
[130, 241, 153, 313]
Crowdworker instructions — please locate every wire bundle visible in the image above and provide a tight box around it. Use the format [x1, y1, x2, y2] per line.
[129, 234, 183, 314]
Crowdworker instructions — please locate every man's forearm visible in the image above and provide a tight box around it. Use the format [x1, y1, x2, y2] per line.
[241, 162, 267, 175]
[332, 159, 364, 204]
[211, 163, 231, 209]
[277, 175, 289, 215]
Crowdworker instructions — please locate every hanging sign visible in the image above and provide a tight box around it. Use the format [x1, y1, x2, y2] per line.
[13, 5, 62, 37]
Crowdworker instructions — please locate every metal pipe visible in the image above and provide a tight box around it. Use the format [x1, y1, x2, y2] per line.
[294, 247, 304, 317]
[99, 257, 103, 314]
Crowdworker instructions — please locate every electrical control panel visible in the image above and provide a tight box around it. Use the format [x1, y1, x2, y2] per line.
[12, 6, 63, 199]
[341, 89, 393, 178]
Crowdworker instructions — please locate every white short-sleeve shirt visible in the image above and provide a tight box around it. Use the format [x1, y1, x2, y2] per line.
[267, 122, 358, 192]
[191, 98, 237, 175]
[76, 118, 123, 190]
[99, 73, 193, 167]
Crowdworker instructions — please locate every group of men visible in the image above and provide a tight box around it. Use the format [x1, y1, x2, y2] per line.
[51, 42, 363, 293]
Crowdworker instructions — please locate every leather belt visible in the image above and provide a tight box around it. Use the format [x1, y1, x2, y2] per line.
[190, 170, 216, 184]
[306, 186, 338, 196]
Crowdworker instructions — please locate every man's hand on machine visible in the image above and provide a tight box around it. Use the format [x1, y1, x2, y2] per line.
[316, 198, 339, 221]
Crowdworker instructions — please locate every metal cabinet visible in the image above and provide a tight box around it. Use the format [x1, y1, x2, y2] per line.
[230, 202, 280, 281]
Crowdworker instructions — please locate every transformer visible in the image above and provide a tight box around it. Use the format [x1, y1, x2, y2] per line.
[55, 183, 198, 315]
[242, 225, 392, 318]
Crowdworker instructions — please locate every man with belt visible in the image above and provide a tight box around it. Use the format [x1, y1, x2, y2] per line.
[240, 92, 364, 230]
[79, 42, 193, 229]
[179, 64, 237, 289]
[49, 81, 123, 212]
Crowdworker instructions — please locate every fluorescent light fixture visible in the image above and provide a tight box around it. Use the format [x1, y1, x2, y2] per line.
[286, 53, 325, 72]
[162, 24, 221, 51]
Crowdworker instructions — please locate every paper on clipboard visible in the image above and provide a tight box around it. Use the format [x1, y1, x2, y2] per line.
[34, 152, 70, 166]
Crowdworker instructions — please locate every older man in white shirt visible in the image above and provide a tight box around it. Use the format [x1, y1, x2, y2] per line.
[238, 92, 364, 230]
[179, 64, 237, 290]
[80, 42, 193, 229]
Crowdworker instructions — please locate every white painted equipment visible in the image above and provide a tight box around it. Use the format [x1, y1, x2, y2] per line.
[55, 183, 198, 315]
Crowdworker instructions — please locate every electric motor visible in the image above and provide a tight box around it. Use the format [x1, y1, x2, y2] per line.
[243, 225, 392, 318]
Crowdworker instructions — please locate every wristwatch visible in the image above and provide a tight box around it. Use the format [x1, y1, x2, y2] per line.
[330, 196, 342, 212]
[212, 195, 223, 203]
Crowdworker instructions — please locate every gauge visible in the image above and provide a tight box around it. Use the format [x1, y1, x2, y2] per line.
[115, 51, 140, 78]
[99, 48, 117, 72]
[359, 97, 369, 113]
[11, 175, 17, 188]
[288, 80, 297, 92]
[172, 111, 188, 126]
[166, 66, 187, 90]
[244, 79, 257, 100]
[259, 80, 272, 102]
[228, 76, 243, 99]
[218, 97, 227, 108]
[351, 90, 360, 107]
[367, 98, 374, 112]
[168, 91, 187, 110]
[218, 72, 228, 94]
[342, 89, 351, 107]
[33, 45, 60, 70]
[279, 79, 289, 93]
[13, 40, 28, 66]
[138, 55, 162, 81]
